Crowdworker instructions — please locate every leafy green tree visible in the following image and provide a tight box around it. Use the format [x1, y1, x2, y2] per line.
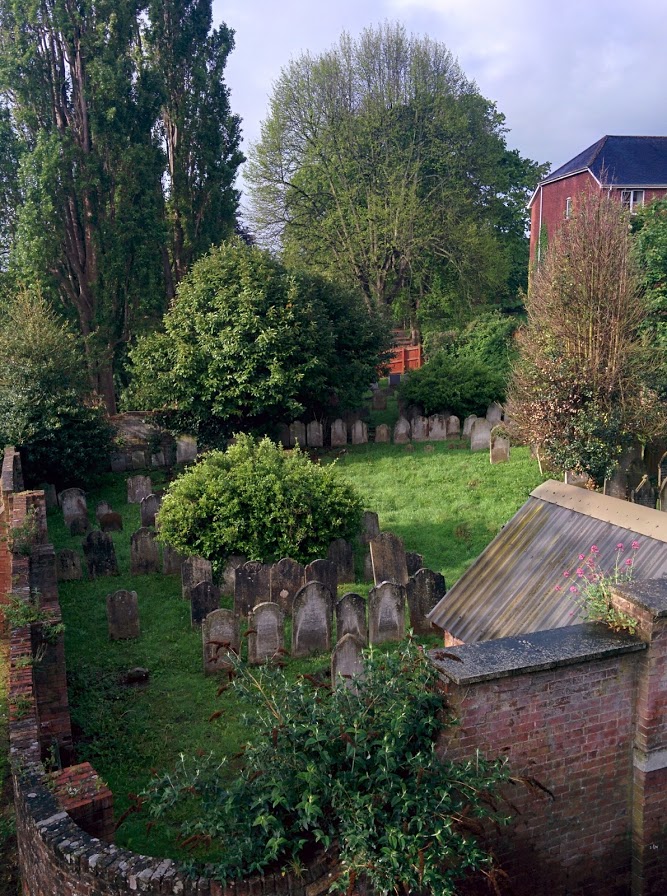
[399, 354, 505, 419]
[0, 290, 113, 488]
[632, 198, 667, 399]
[246, 22, 544, 323]
[143, 641, 510, 894]
[124, 240, 391, 443]
[157, 435, 363, 569]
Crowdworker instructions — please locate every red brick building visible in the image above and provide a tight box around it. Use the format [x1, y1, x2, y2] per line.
[528, 135, 667, 265]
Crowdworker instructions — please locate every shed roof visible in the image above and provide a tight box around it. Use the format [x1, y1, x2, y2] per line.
[541, 135, 667, 188]
[427, 480, 667, 643]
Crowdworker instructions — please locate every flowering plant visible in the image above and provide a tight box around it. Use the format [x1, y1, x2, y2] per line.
[555, 541, 639, 634]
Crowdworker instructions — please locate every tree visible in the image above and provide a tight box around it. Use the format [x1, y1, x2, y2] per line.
[123, 240, 391, 444]
[246, 23, 544, 323]
[632, 198, 667, 399]
[0, 290, 113, 488]
[506, 192, 665, 485]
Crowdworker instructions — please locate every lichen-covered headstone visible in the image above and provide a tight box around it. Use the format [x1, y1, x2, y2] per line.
[307, 421, 323, 448]
[221, 554, 246, 595]
[469, 418, 492, 452]
[486, 402, 503, 425]
[374, 424, 390, 443]
[56, 549, 83, 582]
[291, 582, 333, 658]
[447, 415, 461, 439]
[190, 581, 221, 627]
[360, 510, 380, 545]
[176, 436, 197, 464]
[202, 609, 240, 674]
[182, 556, 213, 600]
[234, 560, 271, 615]
[369, 532, 409, 586]
[368, 582, 405, 644]
[428, 415, 448, 441]
[82, 531, 119, 578]
[106, 590, 140, 640]
[140, 494, 161, 528]
[335, 592, 367, 643]
[331, 633, 365, 690]
[270, 558, 306, 613]
[490, 434, 510, 464]
[163, 543, 184, 576]
[406, 568, 446, 635]
[351, 420, 368, 445]
[127, 475, 152, 504]
[330, 418, 347, 447]
[248, 602, 285, 665]
[393, 417, 411, 444]
[462, 415, 477, 438]
[327, 538, 355, 584]
[130, 527, 160, 575]
[305, 559, 338, 604]
[411, 416, 429, 441]
[59, 488, 87, 527]
[289, 421, 306, 448]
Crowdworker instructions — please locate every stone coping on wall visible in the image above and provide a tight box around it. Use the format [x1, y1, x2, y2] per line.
[613, 579, 667, 617]
[429, 622, 646, 685]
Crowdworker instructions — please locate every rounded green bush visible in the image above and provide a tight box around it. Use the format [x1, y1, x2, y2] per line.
[158, 434, 363, 572]
[398, 354, 505, 419]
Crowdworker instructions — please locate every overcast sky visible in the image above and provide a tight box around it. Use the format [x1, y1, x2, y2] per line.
[213, 0, 667, 199]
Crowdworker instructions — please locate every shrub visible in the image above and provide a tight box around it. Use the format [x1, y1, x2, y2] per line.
[398, 354, 505, 418]
[157, 435, 362, 571]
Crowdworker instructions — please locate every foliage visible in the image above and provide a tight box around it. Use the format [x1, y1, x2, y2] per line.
[506, 191, 666, 486]
[398, 354, 505, 418]
[157, 435, 363, 570]
[246, 22, 545, 322]
[556, 541, 639, 634]
[0, 290, 113, 488]
[143, 641, 510, 893]
[632, 198, 667, 399]
[124, 241, 390, 441]
[3, 593, 65, 643]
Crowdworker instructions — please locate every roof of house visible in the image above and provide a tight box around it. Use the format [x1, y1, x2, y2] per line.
[539, 135, 667, 189]
[427, 480, 667, 643]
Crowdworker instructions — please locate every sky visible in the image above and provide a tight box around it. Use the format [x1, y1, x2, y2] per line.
[212, 0, 667, 198]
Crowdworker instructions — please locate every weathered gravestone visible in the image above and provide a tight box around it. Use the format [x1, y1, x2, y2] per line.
[307, 421, 323, 448]
[447, 415, 461, 439]
[368, 582, 405, 644]
[100, 512, 123, 533]
[176, 436, 198, 464]
[305, 559, 338, 606]
[289, 421, 306, 448]
[486, 402, 503, 425]
[131, 450, 148, 470]
[469, 418, 492, 452]
[331, 633, 365, 690]
[327, 538, 355, 584]
[405, 551, 424, 577]
[292, 582, 333, 658]
[374, 424, 390, 443]
[411, 416, 429, 442]
[202, 609, 240, 675]
[335, 592, 367, 643]
[130, 528, 160, 575]
[351, 420, 368, 445]
[127, 475, 152, 504]
[393, 417, 411, 444]
[428, 415, 448, 441]
[631, 475, 656, 509]
[59, 488, 87, 527]
[462, 415, 477, 438]
[96, 501, 113, 523]
[182, 556, 213, 601]
[106, 590, 140, 640]
[221, 554, 246, 595]
[369, 532, 409, 585]
[248, 602, 285, 665]
[56, 549, 83, 582]
[162, 543, 184, 576]
[360, 510, 380, 545]
[406, 568, 446, 635]
[330, 419, 347, 447]
[82, 531, 119, 578]
[490, 434, 510, 464]
[190, 581, 221, 628]
[140, 494, 161, 528]
[270, 558, 306, 613]
[39, 483, 58, 509]
[235, 561, 271, 615]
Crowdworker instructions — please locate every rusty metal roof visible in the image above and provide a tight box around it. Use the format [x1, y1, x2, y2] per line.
[427, 480, 667, 643]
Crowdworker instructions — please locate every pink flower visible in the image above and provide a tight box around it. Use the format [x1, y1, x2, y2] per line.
[625, 558, 633, 567]
[578, 554, 585, 561]
[616, 543, 625, 551]
[576, 567, 584, 577]
[632, 540, 640, 550]
[569, 585, 578, 593]
[555, 585, 562, 592]
[563, 570, 570, 577]
[590, 545, 600, 554]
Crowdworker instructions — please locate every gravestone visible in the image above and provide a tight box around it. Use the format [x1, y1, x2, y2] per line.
[335, 592, 367, 643]
[490, 435, 510, 464]
[374, 423, 390, 443]
[462, 415, 477, 438]
[406, 568, 446, 635]
[305, 559, 338, 604]
[411, 416, 429, 441]
[564, 471, 591, 488]
[405, 551, 424, 577]
[278, 424, 291, 448]
[82, 531, 119, 578]
[56, 549, 83, 582]
[327, 538, 355, 584]
[99, 512, 123, 533]
[368, 582, 405, 644]
[369, 532, 409, 585]
[360, 510, 380, 545]
[270, 558, 306, 613]
[131, 451, 147, 470]
[631, 475, 656, 509]
[486, 402, 503, 425]
[95, 501, 113, 523]
[140, 494, 161, 528]
[470, 418, 492, 452]
[39, 483, 58, 509]
[428, 415, 448, 441]
[289, 421, 306, 448]
[130, 528, 160, 575]
[163, 543, 184, 576]
[110, 453, 127, 473]
[405, 405, 422, 422]
[371, 391, 387, 411]
[69, 515, 90, 536]
[176, 436, 197, 464]
[307, 421, 324, 448]
[182, 556, 213, 601]
[106, 590, 140, 640]
[59, 488, 87, 527]
[247, 602, 285, 665]
[393, 417, 411, 444]
[363, 551, 374, 582]
[331, 634, 365, 690]
[331, 419, 347, 447]
[202, 609, 240, 675]
[222, 554, 246, 595]
[127, 475, 152, 504]
[292, 582, 333, 658]
[235, 561, 271, 615]
[447, 416, 461, 439]
[190, 581, 221, 628]
[351, 420, 368, 445]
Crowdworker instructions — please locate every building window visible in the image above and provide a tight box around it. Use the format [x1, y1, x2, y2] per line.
[620, 189, 645, 212]
[565, 197, 572, 219]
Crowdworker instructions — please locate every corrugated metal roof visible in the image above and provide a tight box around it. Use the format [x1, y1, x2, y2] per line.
[427, 480, 667, 643]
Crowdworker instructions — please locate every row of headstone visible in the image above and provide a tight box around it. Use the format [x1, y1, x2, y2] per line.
[110, 435, 197, 473]
[56, 533, 185, 583]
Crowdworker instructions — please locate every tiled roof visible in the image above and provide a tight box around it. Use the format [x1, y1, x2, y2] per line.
[541, 135, 667, 187]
